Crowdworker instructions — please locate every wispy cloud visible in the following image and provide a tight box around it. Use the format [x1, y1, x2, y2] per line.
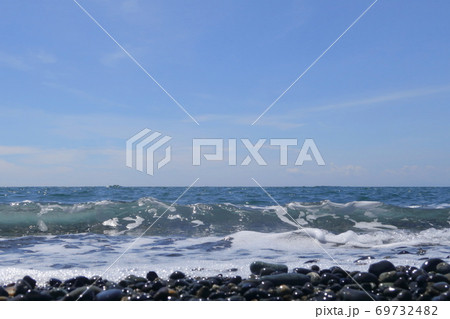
[0, 51, 29, 70]
[0, 50, 57, 70]
[305, 85, 450, 113]
[330, 163, 365, 176]
[191, 113, 304, 130]
[100, 50, 128, 67]
[36, 50, 57, 64]
[0, 146, 39, 155]
[0, 145, 122, 166]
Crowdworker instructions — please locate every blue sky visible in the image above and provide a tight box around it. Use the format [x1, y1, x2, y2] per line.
[0, 0, 449, 186]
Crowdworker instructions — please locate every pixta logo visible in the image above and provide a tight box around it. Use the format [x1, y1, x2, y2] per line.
[192, 138, 325, 166]
[126, 129, 172, 176]
[126, 130, 325, 176]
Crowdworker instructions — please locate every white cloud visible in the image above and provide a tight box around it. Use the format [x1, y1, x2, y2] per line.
[36, 51, 57, 64]
[100, 50, 128, 67]
[0, 146, 39, 155]
[192, 113, 304, 129]
[330, 163, 365, 176]
[0, 51, 29, 70]
[305, 85, 450, 113]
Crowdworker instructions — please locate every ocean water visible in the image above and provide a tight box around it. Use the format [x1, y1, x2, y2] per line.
[0, 187, 449, 285]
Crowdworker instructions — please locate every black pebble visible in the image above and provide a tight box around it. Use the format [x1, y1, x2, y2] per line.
[22, 276, 36, 289]
[293, 267, 310, 275]
[0, 287, 9, 297]
[353, 272, 378, 284]
[15, 279, 31, 295]
[96, 289, 123, 301]
[249, 261, 288, 275]
[260, 273, 310, 286]
[368, 260, 396, 277]
[153, 287, 169, 301]
[146, 271, 158, 281]
[259, 267, 275, 276]
[311, 265, 320, 272]
[320, 273, 339, 285]
[74, 276, 90, 288]
[169, 271, 185, 280]
[48, 278, 62, 287]
[421, 258, 444, 272]
[338, 288, 377, 301]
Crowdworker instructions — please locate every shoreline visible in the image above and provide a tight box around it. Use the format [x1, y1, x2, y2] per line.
[1, 259, 449, 301]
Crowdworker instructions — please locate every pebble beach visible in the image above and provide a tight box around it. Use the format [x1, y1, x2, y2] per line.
[1, 259, 450, 301]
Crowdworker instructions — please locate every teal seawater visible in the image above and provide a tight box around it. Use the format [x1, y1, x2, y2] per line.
[0, 187, 449, 284]
[0, 187, 449, 236]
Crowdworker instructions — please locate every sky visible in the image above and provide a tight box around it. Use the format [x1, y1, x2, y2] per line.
[0, 0, 449, 186]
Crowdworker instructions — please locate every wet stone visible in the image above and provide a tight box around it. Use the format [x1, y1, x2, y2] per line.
[0, 287, 9, 297]
[293, 267, 310, 275]
[320, 272, 340, 285]
[22, 276, 36, 289]
[394, 290, 413, 301]
[394, 277, 409, 290]
[259, 267, 275, 276]
[275, 284, 292, 296]
[14, 280, 31, 295]
[432, 282, 450, 292]
[307, 272, 321, 285]
[353, 272, 378, 284]
[421, 258, 444, 272]
[368, 260, 396, 277]
[74, 276, 91, 287]
[338, 288, 377, 301]
[23, 290, 52, 301]
[249, 261, 288, 275]
[153, 287, 169, 301]
[310, 265, 320, 272]
[169, 271, 186, 280]
[48, 278, 62, 287]
[48, 288, 68, 300]
[261, 273, 310, 286]
[378, 271, 397, 283]
[196, 286, 210, 299]
[314, 291, 337, 301]
[243, 288, 268, 300]
[96, 289, 123, 301]
[436, 262, 450, 275]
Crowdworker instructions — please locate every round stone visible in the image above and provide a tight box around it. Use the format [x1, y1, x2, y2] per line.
[250, 261, 288, 275]
[169, 271, 186, 280]
[48, 278, 62, 287]
[353, 272, 378, 284]
[307, 272, 321, 285]
[96, 288, 124, 301]
[432, 282, 450, 292]
[22, 276, 36, 289]
[436, 262, 450, 275]
[0, 287, 8, 298]
[293, 267, 310, 275]
[368, 260, 396, 277]
[146, 271, 158, 281]
[259, 267, 276, 276]
[338, 288, 376, 301]
[379, 271, 398, 283]
[421, 258, 444, 272]
[261, 273, 310, 286]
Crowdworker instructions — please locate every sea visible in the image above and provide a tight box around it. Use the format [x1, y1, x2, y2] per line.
[0, 187, 449, 285]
